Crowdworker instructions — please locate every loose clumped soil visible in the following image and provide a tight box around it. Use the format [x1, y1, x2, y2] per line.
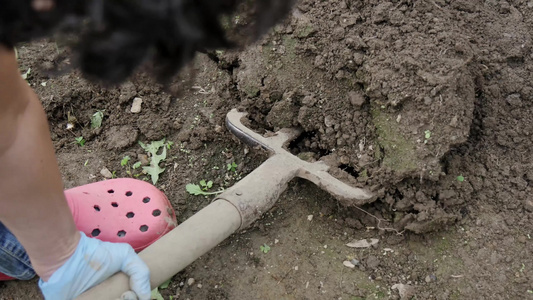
[2, 1, 533, 299]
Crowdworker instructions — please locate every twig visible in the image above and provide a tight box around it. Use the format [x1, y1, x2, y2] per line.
[427, 0, 443, 10]
[352, 205, 405, 235]
[277, 266, 294, 284]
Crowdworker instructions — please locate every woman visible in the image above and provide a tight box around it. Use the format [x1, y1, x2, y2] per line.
[0, 0, 292, 298]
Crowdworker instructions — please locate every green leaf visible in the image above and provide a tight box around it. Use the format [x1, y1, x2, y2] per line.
[159, 278, 171, 290]
[227, 162, 238, 172]
[424, 130, 431, 140]
[199, 179, 207, 187]
[186, 184, 204, 196]
[260, 244, 271, 254]
[139, 141, 147, 151]
[75, 136, 85, 147]
[142, 139, 167, 158]
[121, 156, 131, 167]
[91, 111, 104, 129]
[207, 181, 213, 189]
[132, 161, 142, 169]
[457, 175, 465, 182]
[186, 183, 224, 196]
[150, 287, 164, 300]
[143, 165, 165, 185]
[139, 139, 169, 185]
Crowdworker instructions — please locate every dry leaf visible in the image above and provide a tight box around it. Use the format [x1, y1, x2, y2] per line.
[346, 238, 379, 248]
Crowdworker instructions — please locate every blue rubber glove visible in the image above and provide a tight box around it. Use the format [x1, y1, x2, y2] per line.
[38, 233, 150, 300]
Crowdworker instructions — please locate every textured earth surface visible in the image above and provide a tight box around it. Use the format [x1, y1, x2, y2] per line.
[2, 0, 533, 299]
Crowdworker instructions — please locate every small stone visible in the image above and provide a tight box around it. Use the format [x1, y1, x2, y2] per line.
[425, 274, 437, 283]
[131, 97, 143, 113]
[105, 125, 139, 150]
[523, 199, 533, 212]
[294, 266, 299, 271]
[449, 115, 459, 127]
[100, 167, 113, 179]
[351, 259, 360, 266]
[343, 261, 355, 268]
[392, 283, 415, 299]
[302, 95, 317, 106]
[344, 217, 364, 229]
[187, 278, 195, 286]
[506, 94, 522, 107]
[197, 284, 202, 289]
[307, 215, 314, 221]
[348, 91, 365, 107]
[324, 115, 335, 127]
[366, 255, 380, 270]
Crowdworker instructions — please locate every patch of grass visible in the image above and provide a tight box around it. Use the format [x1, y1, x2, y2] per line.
[296, 24, 317, 38]
[371, 106, 418, 173]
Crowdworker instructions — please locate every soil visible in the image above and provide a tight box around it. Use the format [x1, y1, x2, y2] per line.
[2, 0, 533, 299]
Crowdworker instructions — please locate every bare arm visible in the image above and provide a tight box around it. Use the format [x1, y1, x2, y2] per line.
[0, 45, 79, 281]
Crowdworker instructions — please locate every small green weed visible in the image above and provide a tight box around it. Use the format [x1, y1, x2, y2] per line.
[132, 161, 142, 169]
[159, 278, 171, 290]
[186, 180, 223, 196]
[150, 287, 164, 300]
[424, 130, 431, 144]
[200, 179, 213, 191]
[227, 162, 238, 172]
[139, 139, 172, 185]
[74, 136, 86, 147]
[260, 244, 271, 254]
[457, 175, 465, 182]
[120, 156, 131, 167]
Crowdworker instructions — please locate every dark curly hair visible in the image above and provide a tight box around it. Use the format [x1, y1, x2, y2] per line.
[0, 0, 294, 83]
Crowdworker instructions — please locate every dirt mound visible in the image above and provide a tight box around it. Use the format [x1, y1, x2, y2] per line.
[209, 0, 532, 233]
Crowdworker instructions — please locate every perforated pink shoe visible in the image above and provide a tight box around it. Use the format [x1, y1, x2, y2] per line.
[0, 273, 14, 281]
[65, 178, 177, 252]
